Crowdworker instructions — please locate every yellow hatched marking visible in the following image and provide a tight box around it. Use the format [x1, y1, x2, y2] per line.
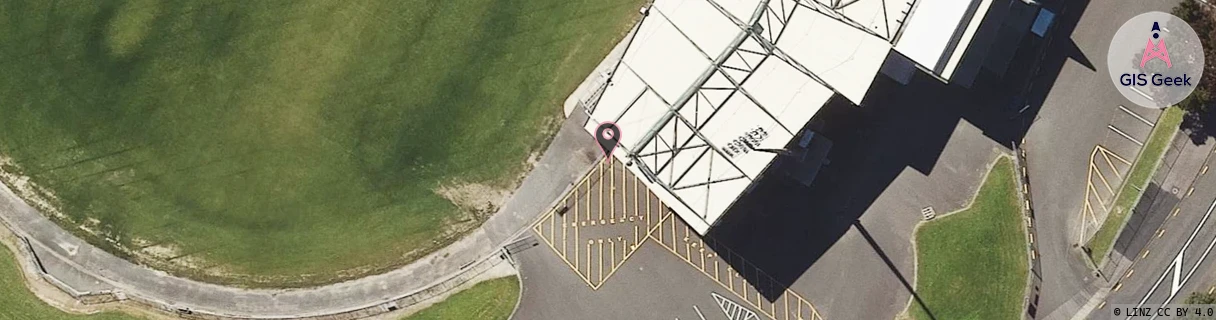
[531, 159, 666, 289]
[1099, 148, 1124, 180]
[1084, 201, 1099, 226]
[562, 210, 568, 255]
[598, 239, 605, 284]
[599, 163, 605, 224]
[647, 211, 824, 320]
[1089, 183, 1109, 210]
[1092, 163, 1116, 195]
[534, 160, 826, 319]
[1079, 145, 1135, 243]
[1099, 145, 1132, 165]
[585, 168, 592, 223]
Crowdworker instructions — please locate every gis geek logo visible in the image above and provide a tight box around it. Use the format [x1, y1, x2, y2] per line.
[1107, 12, 1204, 109]
[1120, 22, 1192, 87]
[1141, 22, 1171, 68]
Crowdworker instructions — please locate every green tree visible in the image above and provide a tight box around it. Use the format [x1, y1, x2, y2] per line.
[1186, 291, 1216, 304]
[1173, 1, 1216, 143]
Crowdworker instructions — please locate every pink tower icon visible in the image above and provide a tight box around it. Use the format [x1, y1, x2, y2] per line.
[1141, 21, 1172, 68]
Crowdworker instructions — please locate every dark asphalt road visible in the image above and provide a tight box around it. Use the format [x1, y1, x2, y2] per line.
[1023, 0, 1183, 318]
[1100, 143, 1216, 317]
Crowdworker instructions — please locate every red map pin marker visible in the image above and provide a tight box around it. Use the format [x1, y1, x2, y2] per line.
[595, 122, 621, 158]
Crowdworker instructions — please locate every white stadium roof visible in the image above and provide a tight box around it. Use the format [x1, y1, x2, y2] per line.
[580, 0, 914, 234]
[893, 0, 997, 80]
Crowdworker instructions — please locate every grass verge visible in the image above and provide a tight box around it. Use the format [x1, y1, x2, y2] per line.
[401, 276, 520, 320]
[1087, 107, 1185, 264]
[0, 240, 140, 320]
[909, 156, 1027, 320]
[0, 0, 643, 287]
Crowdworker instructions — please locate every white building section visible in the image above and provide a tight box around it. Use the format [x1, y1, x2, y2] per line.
[893, 0, 997, 80]
[580, 0, 901, 234]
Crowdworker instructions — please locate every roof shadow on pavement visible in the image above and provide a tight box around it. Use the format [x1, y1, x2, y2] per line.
[703, 0, 1092, 303]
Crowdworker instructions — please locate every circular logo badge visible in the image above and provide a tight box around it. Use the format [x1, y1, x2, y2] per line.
[1107, 11, 1205, 109]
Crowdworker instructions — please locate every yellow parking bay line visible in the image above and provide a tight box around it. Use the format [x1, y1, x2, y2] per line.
[532, 159, 827, 320]
[532, 159, 665, 289]
[648, 211, 824, 320]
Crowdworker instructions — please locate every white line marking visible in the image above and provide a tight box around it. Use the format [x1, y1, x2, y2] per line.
[1130, 86, 1156, 101]
[1109, 125, 1145, 146]
[713, 292, 759, 320]
[1132, 198, 1216, 319]
[1172, 252, 1183, 295]
[1119, 105, 1156, 127]
[694, 305, 707, 320]
[1153, 233, 1216, 320]
[1179, 220, 1216, 295]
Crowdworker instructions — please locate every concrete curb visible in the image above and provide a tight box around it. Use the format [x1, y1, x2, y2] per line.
[1013, 139, 1045, 320]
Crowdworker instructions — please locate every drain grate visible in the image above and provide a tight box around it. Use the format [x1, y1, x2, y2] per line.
[921, 206, 936, 221]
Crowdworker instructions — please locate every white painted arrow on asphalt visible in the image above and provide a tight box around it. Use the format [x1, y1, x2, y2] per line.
[713, 292, 759, 320]
[1172, 251, 1183, 296]
[1131, 198, 1216, 320]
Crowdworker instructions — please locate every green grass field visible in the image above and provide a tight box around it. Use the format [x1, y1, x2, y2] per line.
[401, 276, 519, 320]
[0, 242, 140, 320]
[909, 157, 1027, 320]
[0, 0, 642, 287]
[1087, 107, 1184, 264]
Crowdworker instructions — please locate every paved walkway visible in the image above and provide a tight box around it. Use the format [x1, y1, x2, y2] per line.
[0, 111, 600, 318]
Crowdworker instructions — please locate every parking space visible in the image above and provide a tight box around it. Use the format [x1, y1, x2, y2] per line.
[530, 158, 824, 320]
[1076, 106, 1161, 242]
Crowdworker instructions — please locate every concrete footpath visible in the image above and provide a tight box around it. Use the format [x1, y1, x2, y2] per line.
[0, 112, 600, 319]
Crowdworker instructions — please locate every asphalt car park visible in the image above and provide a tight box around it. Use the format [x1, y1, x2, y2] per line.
[514, 71, 1009, 320]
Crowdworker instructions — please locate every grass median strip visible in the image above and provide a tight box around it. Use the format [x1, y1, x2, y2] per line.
[908, 156, 1027, 320]
[401, 276, 519, 320]
[1087, 107, 1184, 264]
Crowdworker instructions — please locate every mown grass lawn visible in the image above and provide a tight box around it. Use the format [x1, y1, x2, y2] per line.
[0, 0, 642, 287]
[0, 242, 140, 320]
[909, 157, 1028, 320]
[401, 276, 519, 320]
[1087, 106, 1184, 264]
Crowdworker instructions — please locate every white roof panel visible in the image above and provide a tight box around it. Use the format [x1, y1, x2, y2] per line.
[742, 59, 834, 131]
[714, 0, 765, 21]
[699, 94, 791, 178]
[894, 0, 981, 74]
[581, 0, 892, 234]
[590, 87, 671, 151]
[805, 0, 908, 40]
[586, 70, 647, 122]
[775, 8, 889, 104]
[624, 14, 712, 102]
[653, 0, 740, 56]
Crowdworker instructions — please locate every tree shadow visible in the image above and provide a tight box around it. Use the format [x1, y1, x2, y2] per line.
[702, 0, 1092, 304]
[855, 221, 937, 320]
[1181, 107, 1216, 145]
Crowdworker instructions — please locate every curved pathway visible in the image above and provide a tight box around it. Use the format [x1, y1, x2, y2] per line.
[0, 112, 600, 318]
